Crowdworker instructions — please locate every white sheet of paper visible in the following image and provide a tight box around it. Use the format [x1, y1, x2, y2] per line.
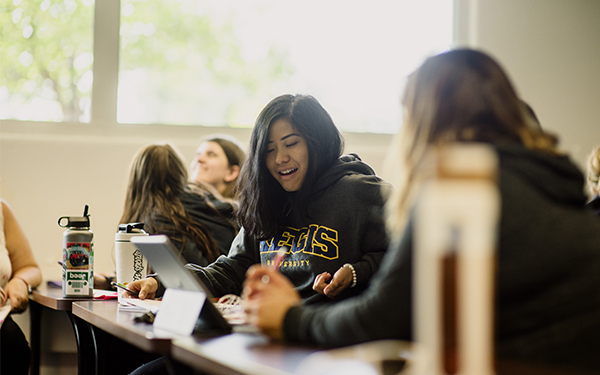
[118, 298, 162, 313]
[153, 289, 205, 335]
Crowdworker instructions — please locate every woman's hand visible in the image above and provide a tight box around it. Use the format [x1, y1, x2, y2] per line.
[6, 278, 30, 313]
[94, 273, 115, 290]
[243, 266, 301, 340]
[312, 265, 353, 298]
[126, 277, 158, 299]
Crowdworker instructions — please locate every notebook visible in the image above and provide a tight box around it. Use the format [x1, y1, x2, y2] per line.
[130, 234, 233, 335]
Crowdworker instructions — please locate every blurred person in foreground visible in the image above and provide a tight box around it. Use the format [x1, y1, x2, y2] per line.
[243, 49, 600, 372]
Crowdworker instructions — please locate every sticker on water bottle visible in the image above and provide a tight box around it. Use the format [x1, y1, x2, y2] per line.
[65, 270, 91, 295]
[66, 243, 91, 268]
[64, 242, 93, 295]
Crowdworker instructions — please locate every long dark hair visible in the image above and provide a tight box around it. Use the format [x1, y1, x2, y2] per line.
[236, 94, 344, 239]
[120, 143, 222, 262]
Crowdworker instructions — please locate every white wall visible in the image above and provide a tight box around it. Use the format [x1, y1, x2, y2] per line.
[458, 0, 600, 166]
[2, 0, 600, 288]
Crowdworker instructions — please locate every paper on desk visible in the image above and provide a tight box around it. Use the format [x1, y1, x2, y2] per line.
[215, 294, 248, 325]
[117, 293, 248, 326]
[215, 303, 247, 325]
[93, 289, 118, 300]
[118, 298, 162, 313]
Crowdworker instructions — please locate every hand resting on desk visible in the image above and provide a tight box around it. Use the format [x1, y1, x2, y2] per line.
[125, 277, 158, 299]
[4, 278, 30, 313]
[242, 265, 301, 340]
[313, 265, 353, 299]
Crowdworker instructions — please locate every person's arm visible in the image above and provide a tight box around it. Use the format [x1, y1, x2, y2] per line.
[2, 199, 42, 313]
[243, 266, 302, 340]
[246, 221, 413, 347]
[288, 225, 412, 347]
[128, 228, 259, 299]
[193, 227, 261, 297]
[127, 277, 159, 299]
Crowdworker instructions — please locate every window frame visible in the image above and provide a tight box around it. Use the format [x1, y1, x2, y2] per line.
[1, 0, 464, 139]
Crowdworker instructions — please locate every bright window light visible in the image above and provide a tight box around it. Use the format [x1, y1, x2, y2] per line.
[118, 0, 452, 133]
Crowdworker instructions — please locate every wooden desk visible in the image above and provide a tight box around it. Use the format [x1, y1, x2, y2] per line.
[29, 284, 95, 375]
[72, 300, 176, 374]
[71, 300, 417, 375]
[72, 300, 324, 375]
[47, 295, 590, 375]
[72, 300, 172, 354]
[30, 284, 91, 311]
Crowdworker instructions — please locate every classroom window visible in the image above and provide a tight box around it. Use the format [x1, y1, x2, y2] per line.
[118, 0, 453, 133]
[1, 0, 453, 134]
[0, 0, 95, 123]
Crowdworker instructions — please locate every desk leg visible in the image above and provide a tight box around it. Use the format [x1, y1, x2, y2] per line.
[67, 312, 97, 375]
[89, 325, 103, 374]
[29, 301, 42, 375]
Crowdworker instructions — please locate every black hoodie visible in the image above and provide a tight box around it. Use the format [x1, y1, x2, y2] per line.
[192, 154, 391, 304]
[284, 144, 600, 371]
[166, 190, 237, 266]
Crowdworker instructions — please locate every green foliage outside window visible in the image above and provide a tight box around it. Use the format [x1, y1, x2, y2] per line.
[1, 0, 94, 122]
[1, 0, 293, 126]
[117, 0, 294, 127]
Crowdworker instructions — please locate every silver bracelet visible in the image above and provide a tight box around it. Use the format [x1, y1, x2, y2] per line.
[14, 277, 32, 294]
[343, 263, 357, 288]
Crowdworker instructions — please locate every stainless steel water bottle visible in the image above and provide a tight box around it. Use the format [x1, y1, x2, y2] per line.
[58, 205, 94, 297]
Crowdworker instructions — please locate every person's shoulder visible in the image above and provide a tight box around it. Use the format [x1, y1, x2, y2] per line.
[329, 171, 391, 205]
[180, 189, 208, 205]
[186, 183, 237, 206]
[314, 154, 391, 200]
[336, 155, 389, 185]
[337, 153, 374, 173]
[182, 188, 237, 218]
[327, 154, 388, 187]
[338, 171, 387, 187]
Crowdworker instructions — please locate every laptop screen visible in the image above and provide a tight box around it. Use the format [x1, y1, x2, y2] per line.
[131, 234, 232, 334]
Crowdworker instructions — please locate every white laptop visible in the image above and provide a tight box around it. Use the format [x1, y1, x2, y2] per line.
[130, 234, 233, 335]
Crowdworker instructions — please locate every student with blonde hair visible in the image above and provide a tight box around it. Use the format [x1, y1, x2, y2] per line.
[243, 49, 600, 371]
